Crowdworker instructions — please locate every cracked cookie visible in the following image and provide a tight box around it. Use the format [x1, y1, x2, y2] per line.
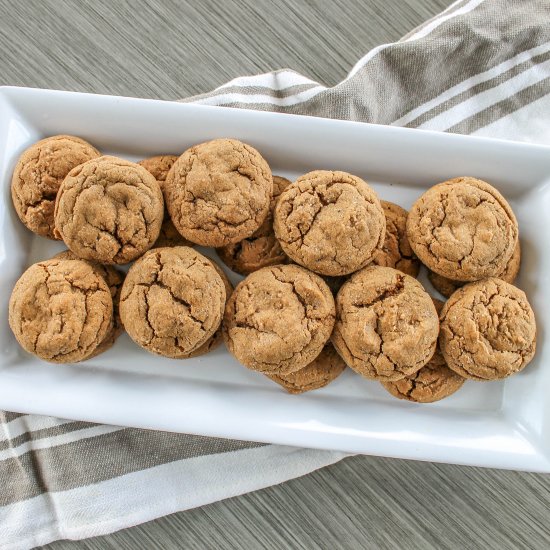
[407, 177, 518, 281]
[139, 155, 178, 183]
[216, 175, 291, 275]
[439, 278, 536, 380]
[164, 138, 273, 247]
[223, 264, 335, 375]
[54, 156, 164, 264]
[139, 155, 193, 248]
[332, 266, 439, 382]
[183, 257, 233, 358]
[9, 259, 113, 363]
[53, 250, 125, 356]
[372, 201, 420, 277]
[11, 135, 100, 239]
[120, 246, 226, 358]
[273, 170, 385, 276]
[428, 241, 521, 298]
[266, 343, 346, 394]
[381, 299, 465, 402]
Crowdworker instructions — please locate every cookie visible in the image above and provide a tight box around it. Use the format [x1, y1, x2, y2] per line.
[164, 138, 273, 247]
[11, 135, 100, 239]
[223, 264, 335, 375]
[428, 241, 521, 298]
[53, 250, 125, 356]
[139, 155, 193, 248]
[273, 170, 385, 276]
[407, 177, 518, 281]
[267, 343, 346, 394]
[183, 257, 233, 359]
[138, 155, 178, 183]
[216, 175, 291, 275]
[8, 259, 113, 363]
[439, 278, 536, 380]
[120, 247, 226, 358]
[372, 201, 419, 277]
[381, 299, 465, 402]
[332, 266, 439, 381]
[54, 156, 164, 264]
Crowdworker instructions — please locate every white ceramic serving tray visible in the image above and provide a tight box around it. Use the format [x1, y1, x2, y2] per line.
[1, 87, 549, 471]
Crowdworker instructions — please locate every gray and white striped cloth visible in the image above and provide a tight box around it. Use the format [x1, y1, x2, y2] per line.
[3, 0, 550, 547]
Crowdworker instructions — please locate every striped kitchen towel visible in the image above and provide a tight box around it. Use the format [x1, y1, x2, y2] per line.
[2, 0, 550, 547]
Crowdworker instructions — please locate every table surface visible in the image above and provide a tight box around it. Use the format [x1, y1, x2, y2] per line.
[1, 1, 549, 548]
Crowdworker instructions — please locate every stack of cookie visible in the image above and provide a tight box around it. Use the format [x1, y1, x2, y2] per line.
[8, 136, 233, 363]
[220, 165, 536, 401]
[8, 135, 536, 404]
[406, 178, 536, 386]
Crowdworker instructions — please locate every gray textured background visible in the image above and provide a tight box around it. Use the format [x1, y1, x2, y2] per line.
[1, 0, 549, 548]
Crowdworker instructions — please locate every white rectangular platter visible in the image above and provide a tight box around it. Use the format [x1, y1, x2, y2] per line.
[1, 86, 549, 471]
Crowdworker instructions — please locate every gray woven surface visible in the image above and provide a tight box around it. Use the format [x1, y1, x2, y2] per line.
[1, 0, 549, 548]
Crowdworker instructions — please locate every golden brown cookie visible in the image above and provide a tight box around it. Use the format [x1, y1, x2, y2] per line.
[372, 201, 420, 277]
[266, 343, 346, 394]
[439, 278, 536, 380]
[8, 259, 113, 363]
[332, 266, 439, 382]
[223, 264, 335, 375]
[381, 355, 465, 403]
[139, 155, 193, 248]
[120, 247, 226, 358]
[164, 138, 273, 247]
[407, 177, 518, 281]
[216, 175, 291, 275]
[53, 250, 125, 356]
[138, 155, 178, 183]
[381, 299, 465, 402]
[11, 135, 100, 239]
[273, 170, 385, 276]
[182, 257, 233, 359]
[54, 156, 164, 264]
[428, 241, 521, 298]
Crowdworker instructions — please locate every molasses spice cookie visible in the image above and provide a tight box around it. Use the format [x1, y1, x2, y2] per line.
[9, 259, 113, 363]
[267, 343, 346, 394]
[407, 177, 518, 281]
[120, 247, 226, 358]
[11, 135, 100, 239]
[223, 264, 335, 375]
[217, 175, 291, 275]
[439, 278, 536, 380]
[139, 155, 178, 183]
[332, 266, 439, 382]
[54, 156, 164, 264]
[165, 138, 273, 247]
[274, 170, 385, 276]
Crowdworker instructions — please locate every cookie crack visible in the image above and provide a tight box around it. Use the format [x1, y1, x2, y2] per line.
[143, 290, 157, 345]
[150, 252, 207, 329]
[351, 275, 405, 309]
[21, 191, 57, 216]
